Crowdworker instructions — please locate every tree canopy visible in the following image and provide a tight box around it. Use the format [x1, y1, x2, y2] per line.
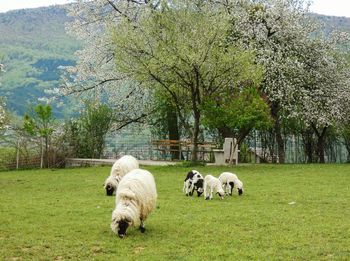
[112, 0, 263, 161]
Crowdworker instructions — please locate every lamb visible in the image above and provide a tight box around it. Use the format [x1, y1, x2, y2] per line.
[111, 168, 157, 238]
[182, 170, 204, 197]
[204, 175, 225, 200]
[104, 155, 139, 196]
[218, 172, 244, 196]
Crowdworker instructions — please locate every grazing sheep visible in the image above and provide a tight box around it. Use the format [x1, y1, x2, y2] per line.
[111, 169, 157, 238]
[204, 175, 225, 200]
[104, 155, 139, 196]
[218, 172, 244, 196]
[183, 170, 204, 197]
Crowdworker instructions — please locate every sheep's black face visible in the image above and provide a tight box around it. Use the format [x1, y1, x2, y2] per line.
[106, 185, 114, 196]
[238, 188, 243, 196]
[217, 192, 225, 199]
[117, 220, 130, 238]
[197, 187, 204, 197]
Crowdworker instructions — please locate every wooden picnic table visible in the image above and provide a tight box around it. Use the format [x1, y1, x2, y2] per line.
[151, 139, 218, 161]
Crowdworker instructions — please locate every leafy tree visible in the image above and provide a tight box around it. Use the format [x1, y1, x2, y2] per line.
[23, 104, 55, 168]
[65, 103, 114, 159]
[0, 64, 7, 133]
[202, 86, 272, 145]
[112, 0, 262, 162]
[218, 0, 319, 163]
[289, 37, 350, 163]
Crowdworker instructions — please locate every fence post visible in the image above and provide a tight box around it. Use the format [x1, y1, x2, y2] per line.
[16, 140, 20, 170]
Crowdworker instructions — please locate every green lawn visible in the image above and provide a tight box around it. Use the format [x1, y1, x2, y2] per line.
[1, 164, 350, 260]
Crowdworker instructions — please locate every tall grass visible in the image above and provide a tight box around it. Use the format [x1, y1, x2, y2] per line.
[1, 164, 349, 260]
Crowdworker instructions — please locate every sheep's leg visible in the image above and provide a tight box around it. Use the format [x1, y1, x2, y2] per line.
[139, 220, 146, 233]
[189, 182, 194, 196]
[204, 183, 210, 200]
[229, 182, 234, 196]
[223, 183, 228, 195]
[209, 187, 213, 200]
[184, 182, 189, 196]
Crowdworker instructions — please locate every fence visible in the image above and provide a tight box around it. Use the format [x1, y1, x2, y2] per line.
[1, 129, 349, 171]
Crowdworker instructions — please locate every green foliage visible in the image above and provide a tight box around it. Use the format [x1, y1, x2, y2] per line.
[23, 104, 55, 168]
[1, 164, 350, 259]
[23, 104, 54, 138]
[113, 2, 262, 94]
[201, 87, 273, 134]
[65, 103, 114, 158]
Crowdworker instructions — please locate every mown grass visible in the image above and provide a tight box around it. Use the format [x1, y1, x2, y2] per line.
[1, 164, 350, 260]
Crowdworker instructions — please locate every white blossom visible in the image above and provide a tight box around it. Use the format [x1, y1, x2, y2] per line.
[61, 0, 153, 128]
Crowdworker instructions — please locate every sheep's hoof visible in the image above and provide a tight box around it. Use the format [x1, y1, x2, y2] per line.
[186, 193, 189, 196]
[205, 196, 210, 200]
[118, 234, 126, 239]
[140, 226, 146, 233]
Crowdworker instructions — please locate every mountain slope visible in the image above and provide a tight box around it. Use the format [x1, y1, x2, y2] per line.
[0, 6, 80, 117]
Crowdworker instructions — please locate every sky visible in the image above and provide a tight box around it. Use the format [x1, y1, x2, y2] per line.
[0, 0, 350, 17]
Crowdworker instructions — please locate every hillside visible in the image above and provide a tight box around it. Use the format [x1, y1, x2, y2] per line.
[0, 6, 80, 117]
[313, 13, 350, 34]
[0, 6, 349, 118]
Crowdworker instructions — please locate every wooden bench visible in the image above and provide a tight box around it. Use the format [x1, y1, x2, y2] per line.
[151, 140, 217, 162]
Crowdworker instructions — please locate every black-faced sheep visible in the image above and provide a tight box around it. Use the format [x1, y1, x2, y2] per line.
[218, 172, 244, 196]
[111, 168, 157, 238]
[183, 170, 204, 197]
[204, 175, 225, 200]
[104, 155, 139, 196]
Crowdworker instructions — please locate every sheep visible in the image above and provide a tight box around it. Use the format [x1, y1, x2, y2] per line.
[104, 155, 139, 196]
[182, 170, 204, 197]
[111, 168, 157, 238]
[218, 172, 244, 196]
[204, 175, 225, 200]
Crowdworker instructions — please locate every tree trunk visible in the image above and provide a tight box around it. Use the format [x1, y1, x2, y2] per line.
[317, 137, 326, 163]
[271, 103, 285, 163]
[167, 106, 180, 160]
[40, 138, 43, 169]
[45, 136, 49, 168]
[312, 124, 328, 164]
[302, 128, 314, 163]
[191, 111, 200, 162]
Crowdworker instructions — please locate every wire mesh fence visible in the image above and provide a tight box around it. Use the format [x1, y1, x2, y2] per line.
[1, 128, 349, 171]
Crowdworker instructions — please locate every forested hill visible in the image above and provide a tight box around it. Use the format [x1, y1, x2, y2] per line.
[0, 6, 80, 118]
[313, 14, 350, 35]
[0, 5, 349, 118]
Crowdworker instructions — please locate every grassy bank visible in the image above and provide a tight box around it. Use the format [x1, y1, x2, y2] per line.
[1, 164, 349, 260]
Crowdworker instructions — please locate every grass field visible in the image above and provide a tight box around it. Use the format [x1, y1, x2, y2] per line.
[1, 164, 350, 260]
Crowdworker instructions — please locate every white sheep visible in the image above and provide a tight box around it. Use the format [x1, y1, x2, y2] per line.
[218, 172, 244, 196]
[204, 175, 225, 200]
[111, 168, 157, 238]
[104, 155, 139, 196]
[183, 170, 204, 197]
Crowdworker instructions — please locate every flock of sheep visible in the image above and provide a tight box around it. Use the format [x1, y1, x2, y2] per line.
[103, 155, 244, 238]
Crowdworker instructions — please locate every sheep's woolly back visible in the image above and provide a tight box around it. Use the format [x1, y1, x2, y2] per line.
[111, 169, 157, 233]
[110, 155, 139, 177]
[219, 172, 243, 189]
[104, 155, 139, 189]
[204, 175, 224, 194]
